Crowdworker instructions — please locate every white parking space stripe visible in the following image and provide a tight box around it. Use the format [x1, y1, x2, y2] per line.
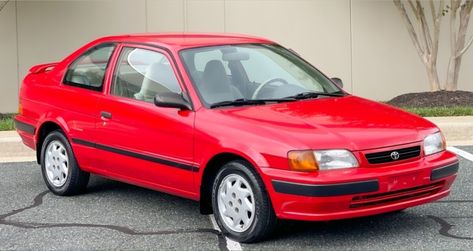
[447, 146, 473, 162]
[209, 214, 242, 251]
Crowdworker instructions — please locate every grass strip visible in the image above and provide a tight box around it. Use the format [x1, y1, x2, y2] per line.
[400, 106, 473, 117]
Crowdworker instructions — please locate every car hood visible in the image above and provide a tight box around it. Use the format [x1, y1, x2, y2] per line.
[215, 96, 437, 151]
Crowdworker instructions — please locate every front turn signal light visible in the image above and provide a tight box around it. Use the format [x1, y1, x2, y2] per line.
[288, 150, 318, 172]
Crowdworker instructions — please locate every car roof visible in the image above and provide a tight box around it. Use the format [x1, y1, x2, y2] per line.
[97, 33, 276, 50]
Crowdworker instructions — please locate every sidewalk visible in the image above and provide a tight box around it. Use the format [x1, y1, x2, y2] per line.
[1, 117, 473, 163]
[0, 131, 36, 163]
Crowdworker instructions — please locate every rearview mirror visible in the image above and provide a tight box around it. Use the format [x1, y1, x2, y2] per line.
[331, 77, 343, 88]
[154, 92, 191, 110]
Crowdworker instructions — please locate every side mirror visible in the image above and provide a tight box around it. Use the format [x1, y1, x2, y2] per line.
[331, 77, 343, 88]
[154, 92, 191, 110]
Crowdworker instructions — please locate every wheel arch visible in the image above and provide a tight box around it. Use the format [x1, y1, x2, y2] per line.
[199, 151, 263, 215]
[35, 119, 69, 164]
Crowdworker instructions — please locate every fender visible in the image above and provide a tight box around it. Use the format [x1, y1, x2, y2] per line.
[36, 114, 72, 142]
[198, 146, 269, 175]
[195, 142, 271, 196]
[34, 115, 72, 164]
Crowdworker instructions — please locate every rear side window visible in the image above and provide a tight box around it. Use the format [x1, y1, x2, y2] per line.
[64, 44, 115, 91]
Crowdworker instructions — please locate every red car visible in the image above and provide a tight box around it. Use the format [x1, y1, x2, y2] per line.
[15, 33, 458, 242]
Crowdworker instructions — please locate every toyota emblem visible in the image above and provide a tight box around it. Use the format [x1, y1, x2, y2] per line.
[390, 151, 400, 160]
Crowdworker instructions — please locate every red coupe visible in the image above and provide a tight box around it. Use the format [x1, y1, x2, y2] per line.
[15, 33, 459, 242]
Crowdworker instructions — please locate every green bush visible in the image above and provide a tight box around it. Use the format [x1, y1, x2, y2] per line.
[0, 114, 15, 131]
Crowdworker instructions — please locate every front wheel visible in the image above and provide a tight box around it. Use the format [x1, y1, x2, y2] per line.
[211, 160, 277, 243]
[40, 130, 90, 196]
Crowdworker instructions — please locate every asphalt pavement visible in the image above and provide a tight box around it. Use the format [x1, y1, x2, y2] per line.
[0, 146, 472, 250]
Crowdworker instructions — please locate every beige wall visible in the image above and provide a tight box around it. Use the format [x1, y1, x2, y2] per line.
[0, 0, 18, 113]
[16, 0, 147, 86]
[351, 0, 473, 99]
[0, 0, 472, 113]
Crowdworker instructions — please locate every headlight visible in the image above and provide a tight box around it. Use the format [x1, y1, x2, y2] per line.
[288, 149, 358, 172]
[423, 132, 446, 155]
[314, 150, 359, 170]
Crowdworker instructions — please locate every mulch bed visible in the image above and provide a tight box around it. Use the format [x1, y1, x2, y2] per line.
[387, 90, 473, 107]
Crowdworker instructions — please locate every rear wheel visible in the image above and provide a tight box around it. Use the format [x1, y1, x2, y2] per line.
[40, 130, 89, 195]
[211, 160, 277, 243]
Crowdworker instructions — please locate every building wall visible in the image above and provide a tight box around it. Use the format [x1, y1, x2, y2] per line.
[351, 0, 473, 99]
[0, 0, 472, 113]
[0, 0, 18, 113]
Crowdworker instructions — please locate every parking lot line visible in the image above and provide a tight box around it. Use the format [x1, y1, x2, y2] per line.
[209, 214, 242, 251]
[447, 146, 473, 162]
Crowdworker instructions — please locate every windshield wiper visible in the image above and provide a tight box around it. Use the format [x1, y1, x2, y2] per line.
[284, 91, 346, 100]
[210, 98, 297, 109]
[210, 99, 267, 109]
[256, 98, 297, 103]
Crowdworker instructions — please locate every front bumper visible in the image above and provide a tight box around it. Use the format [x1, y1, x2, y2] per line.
[261, 150, 459, 221]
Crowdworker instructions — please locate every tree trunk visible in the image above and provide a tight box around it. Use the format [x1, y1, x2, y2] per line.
[426, 61, 441, 91]
[446, 0, 473, 91]
[446, 56, 462, 91]
[393, 0, 443, 92]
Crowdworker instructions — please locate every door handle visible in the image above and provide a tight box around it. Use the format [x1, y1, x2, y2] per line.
[100, 111, 112, 119]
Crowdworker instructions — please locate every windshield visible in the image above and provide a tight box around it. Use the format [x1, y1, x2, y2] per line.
[180, 44, 343, 107]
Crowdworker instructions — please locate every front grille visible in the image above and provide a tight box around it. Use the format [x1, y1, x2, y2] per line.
[350, 181, 444, 209]
[365, 146, 421, 164]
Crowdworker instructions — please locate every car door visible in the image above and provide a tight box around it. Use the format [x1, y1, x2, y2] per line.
[58, 43, 116, 172]
[94, 44, 196, 197]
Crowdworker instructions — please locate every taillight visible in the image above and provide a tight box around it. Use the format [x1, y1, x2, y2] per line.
[18, 101, 23, 115]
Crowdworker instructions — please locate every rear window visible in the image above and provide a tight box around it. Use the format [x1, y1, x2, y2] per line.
[64, 44, 115, 91]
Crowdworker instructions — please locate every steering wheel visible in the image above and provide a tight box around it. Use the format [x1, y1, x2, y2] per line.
[251, 78, 289, 99]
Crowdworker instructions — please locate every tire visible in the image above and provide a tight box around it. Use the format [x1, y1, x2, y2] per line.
[40, 130, 90, 196]
[211, 160, 277, 243]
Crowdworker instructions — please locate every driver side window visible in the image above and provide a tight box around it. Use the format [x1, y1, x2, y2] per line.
[111, 47, 182, 104]
[64, 44, 115, 91]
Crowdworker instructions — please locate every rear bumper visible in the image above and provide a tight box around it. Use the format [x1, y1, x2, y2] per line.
[14, 118, 36, 135]
[262, 150, 459, 221]
[14, 117, 36, 150]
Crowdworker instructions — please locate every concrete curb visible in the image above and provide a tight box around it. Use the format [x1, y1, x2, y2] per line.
[0, 131, 35, 163]
[1, 117, 472, 163]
